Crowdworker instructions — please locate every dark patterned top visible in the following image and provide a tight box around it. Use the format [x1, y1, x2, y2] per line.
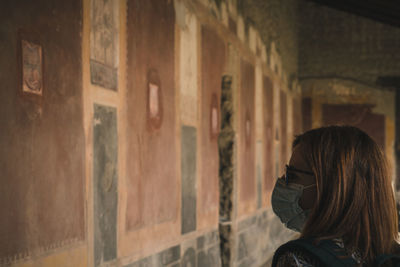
[274, 238, 363, 267]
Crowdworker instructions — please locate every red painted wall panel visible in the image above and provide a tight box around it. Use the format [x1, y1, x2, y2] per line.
[0, 0, 85, 260]
[239, 60, 255, 202]
[126, 0, 177, 230]
[200, 26, 225, 214]
[263, 76, 274, 192]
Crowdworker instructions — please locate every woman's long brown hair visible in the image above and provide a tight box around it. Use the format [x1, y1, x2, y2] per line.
[295, 126, 398, 263]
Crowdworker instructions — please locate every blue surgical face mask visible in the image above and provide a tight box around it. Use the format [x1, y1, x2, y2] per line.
[271, 178, 314, 232]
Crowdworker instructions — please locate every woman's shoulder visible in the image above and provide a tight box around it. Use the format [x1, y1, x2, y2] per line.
[272, 239, 322, 267]
[274, 249, 316, 267]
[272, 238, 360, 267]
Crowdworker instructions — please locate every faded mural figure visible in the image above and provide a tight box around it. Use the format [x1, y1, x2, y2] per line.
[245, 110, 251, 147]
[92, 0, 114, 63]
[210, 93, 219, 139]
[93, 105, 118, 266]
[22, 40, 42, 95]
[90, 0, 118, 90]
[147, 69, 163, 130]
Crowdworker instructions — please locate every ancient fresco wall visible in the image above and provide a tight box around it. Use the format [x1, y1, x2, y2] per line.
[0, 0, 302, 266]
[125, 0, 177, 230]
[200, 26, 225, 222]
[239, 60, 256, 210]
[0, 0, 85, 263]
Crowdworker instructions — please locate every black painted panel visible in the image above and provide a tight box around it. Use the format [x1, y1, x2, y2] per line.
[93, 104, 118, 266]
[124, 245, 180, 267]
[181, 125, 197, 234]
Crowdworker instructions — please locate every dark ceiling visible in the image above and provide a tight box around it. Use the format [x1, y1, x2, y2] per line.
[306, 0, 400, 28]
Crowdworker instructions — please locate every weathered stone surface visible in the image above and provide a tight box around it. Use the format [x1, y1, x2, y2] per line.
[126, 245, 181, 267]
[263, 210, 296, 261]
[158, 246, 181, 265]
[238, 216, 257, 231]
[235, 211, 296, 266]
[219, 223, 232, 267]
[181, 125, 197, 234]
[124, 256, 152, 267]
[239, 257, 257, 267]
[208, 245, 221, 267]
[197, 236, 205, 250]
[204, 230, 219, 246]
[182, 247, 195, 267]
[197, 250, 208, 267]
[93, 104, 118, 266]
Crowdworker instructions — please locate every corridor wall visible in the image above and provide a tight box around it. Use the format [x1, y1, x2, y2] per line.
[0, 0, 301, 266]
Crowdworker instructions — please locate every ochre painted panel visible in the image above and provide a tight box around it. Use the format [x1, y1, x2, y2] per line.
[200, 26, 225, 215]
[126, 0, 177, 230]
[0, 0, 85, 262]
[239, 60, 255, 202]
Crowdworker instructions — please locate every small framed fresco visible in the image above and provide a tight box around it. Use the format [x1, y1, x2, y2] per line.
[210, 93, 219, 139]
[22, 39, 43, 96]
[147, 69, 163, 131]
[90, 0, 119, 91]
[245, 109, 252, 147]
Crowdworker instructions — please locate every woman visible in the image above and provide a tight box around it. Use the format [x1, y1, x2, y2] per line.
[271, 126, 399, 266]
